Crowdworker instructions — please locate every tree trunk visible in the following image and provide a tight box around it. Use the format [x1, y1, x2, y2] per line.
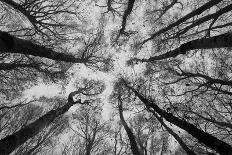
[124, 83, 232, 155]
[139, 32, 232, 62]
[119, 0, 136, 34]
[0, 101, 75, 155]
[152, 110, 196, 155]
[118, 97, 141, 155]
[85, 143, 92, 155]
[141, 0, 223, 44]
[140, 32, 232, 62]
[0, 31, 84, 63]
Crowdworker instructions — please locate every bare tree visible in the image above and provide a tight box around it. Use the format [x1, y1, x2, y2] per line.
[122, 79, 232, 155]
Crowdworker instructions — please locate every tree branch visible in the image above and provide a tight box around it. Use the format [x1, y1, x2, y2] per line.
[140, 0, 223, 45]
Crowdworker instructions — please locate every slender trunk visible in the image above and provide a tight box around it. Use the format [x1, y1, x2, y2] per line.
[119, 0, 136, 34]
[0, 31, 84, 63]
[191, 111, 232, 130]
[175, 71, 232, 87]
[85, 143, 92, 155]
[140, 32, 232, 62]
[118, 98, 141, 155]
[141, 0, 223, 45]
[124, 83, 232, 155]
[175, 3, 232, 37]
[86, 129, 96, 155]
[152, 110, 196, 155]
[0, 63, 39, 71]
[0, 102, 75, 155]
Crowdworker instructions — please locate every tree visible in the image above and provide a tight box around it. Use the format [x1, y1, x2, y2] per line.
[0, 78, 104, 154]
[1, 0, 232, 154]
[0, 93, 85, 155]
[117, 95, 141, 155]
[68, 104, 111, 155]
[122, 79, 232, 155]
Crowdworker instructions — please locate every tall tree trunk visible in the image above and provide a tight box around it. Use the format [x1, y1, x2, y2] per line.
[0, 31, 84, 63]
[139, 32, 232, 62]
[0, 100, 76, 154]
[152, 110, 196, 155]
[124, 82, 232, 155]
[118, 97, 141, 155]
[85, 143, 92, 155]
[119, 0, 136, 34]
[141, 0, 223, 44]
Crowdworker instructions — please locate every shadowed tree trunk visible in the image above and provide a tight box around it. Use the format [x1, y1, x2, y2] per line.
[119, 0, 135, 34]
[137, 32, 232, 62]
[123, 81, 232, 155]
[118, 96, 141, 155]
[0, 31, 85, 63]
[0, 93, 83, 155]
[141, 0, 224, 45]
[152, 110, 196, 155]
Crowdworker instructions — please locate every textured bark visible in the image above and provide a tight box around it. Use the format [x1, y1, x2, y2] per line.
[141, 0, 223, 44]
[124, 83, 232, 155]
[139, 33, 232, 62]
[0, 63, 39, 70]
[118, 98, 141, 155]
[0, 98, 78, 154]
[86, 144, 92, 155]
[0, 31, 84, 63]
[119, 0, 136, 34]
[152, 111, 196, 155]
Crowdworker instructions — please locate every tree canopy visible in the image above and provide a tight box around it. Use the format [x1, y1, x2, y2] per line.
[1, 0, 232, 154]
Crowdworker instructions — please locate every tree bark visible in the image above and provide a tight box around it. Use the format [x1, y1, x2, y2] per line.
[118, 97, 141, 155]
[0, 63, 39, 71]
[152, 110, 196, 155]
[124, 82, 232, 155]
[0, 97, 79, 154]
[141, 0, 223, 45]
[0, 31, 84, 63]
[139, 32, 232, 62]
[119, 0, 136, 34]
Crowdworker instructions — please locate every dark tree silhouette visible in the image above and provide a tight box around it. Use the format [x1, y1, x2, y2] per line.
[118, 95, 141, 155]
[123, 80, 232, 155]
[0, 92, 89, 155]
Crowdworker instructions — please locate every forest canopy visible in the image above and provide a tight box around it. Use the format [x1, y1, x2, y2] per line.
[0, 0, 232, 155]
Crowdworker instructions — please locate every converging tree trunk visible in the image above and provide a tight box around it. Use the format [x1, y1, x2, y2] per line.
[138, 32, 232, 62]
[118, 96, 141, 155]
[0, 31, 85, 63]
[0, 95, 82, 155]
[152, 110, 196, 155]
[141, 0, 224, 45]
[123, 82, 232, 155]
[119, 0, 136, 34]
